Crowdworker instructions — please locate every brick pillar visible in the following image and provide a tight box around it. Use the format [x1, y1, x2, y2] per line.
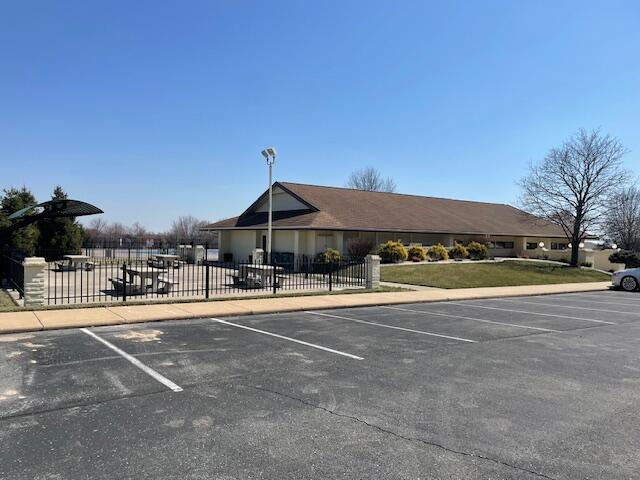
[365, 254, 380, 289]
[23, 257, 47, 307]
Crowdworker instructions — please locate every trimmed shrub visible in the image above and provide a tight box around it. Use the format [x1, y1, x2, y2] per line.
[316, 248, 342, 263]
[426, 244, 449, 261]
[449, 243, 469, 260]
[407, 245, 426, 262]
[346, 237, 376, 260]
[609, 250, 640, 268]
[378, 240, 408, 264]
[466, 241, 488, 260]
[580, 261, 593, 268]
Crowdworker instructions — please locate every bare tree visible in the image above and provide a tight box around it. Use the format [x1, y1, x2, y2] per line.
[169, 215, 209, 242]
[605, 186, 640, 251]
[519, 128, 630, 266]
[347, 167, 396, 192]
[128, 222, 148, 238]
[86, 217, 108, 239]
[104, 222, 127, 239]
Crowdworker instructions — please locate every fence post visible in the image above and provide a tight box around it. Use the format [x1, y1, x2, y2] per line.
[122, 262, 127, 302]
[272, 261, 277, 295]
[23, 257, 47, 307]
[205, 262, 210, 299]
[328, 264, 332, 292]
[365, 254, 380, 289]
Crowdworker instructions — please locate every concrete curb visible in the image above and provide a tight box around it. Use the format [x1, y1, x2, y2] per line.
[0, 282, 612, 335]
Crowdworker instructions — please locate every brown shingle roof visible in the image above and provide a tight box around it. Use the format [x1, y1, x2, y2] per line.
[206, 182, 566, 237]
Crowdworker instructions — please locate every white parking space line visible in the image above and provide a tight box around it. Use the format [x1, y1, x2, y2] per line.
[569, 291, 640, 300]
[562, 293, 640, 307]
[381, 305, 559, 332]
[209, 318, 364, 360]
[497, 298, 640, 316]
[306, 311, 477, 343]
[448, 302, 616, 325]
[531, 295, 640, 309]
[81, 328, 183, 392]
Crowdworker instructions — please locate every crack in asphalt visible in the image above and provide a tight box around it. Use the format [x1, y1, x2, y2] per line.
[252, 385, 558, 480]
[0, 372, 254, 422]
[0, 387, 167, 421]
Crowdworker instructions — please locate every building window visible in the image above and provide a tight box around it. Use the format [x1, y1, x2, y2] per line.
[551, 242, 569, 250]
[526, 242, 538, 250]
[489, 241, 514, 249]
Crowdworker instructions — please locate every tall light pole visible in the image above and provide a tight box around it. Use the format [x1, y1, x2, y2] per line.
[261, 147, 277, 263]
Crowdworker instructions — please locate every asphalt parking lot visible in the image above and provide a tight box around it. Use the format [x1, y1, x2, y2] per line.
[2, 291, 640, 479]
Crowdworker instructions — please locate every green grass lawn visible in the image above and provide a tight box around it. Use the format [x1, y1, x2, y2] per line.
[0, 289, 16, 307]
[380, 261, 610, 289]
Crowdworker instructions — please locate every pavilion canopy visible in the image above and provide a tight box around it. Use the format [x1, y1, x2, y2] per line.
[7, 199, 103, 221]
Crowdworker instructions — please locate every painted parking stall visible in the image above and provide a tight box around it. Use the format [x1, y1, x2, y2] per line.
[81, 328, 183, 392]
[555, 293, 640, 308]
[76, 318, 367, 389]
[404, 299, 618, 330]
[381, 305, 560, 335]
[306, 310, 477, 343]
[209, 317, 364, 360]
[0, 329, 175, 419]
[217, 308, 482, 357]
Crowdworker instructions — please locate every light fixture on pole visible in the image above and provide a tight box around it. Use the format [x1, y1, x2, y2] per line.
[538, 241, 545, 248]
[261, 147, 277, 263]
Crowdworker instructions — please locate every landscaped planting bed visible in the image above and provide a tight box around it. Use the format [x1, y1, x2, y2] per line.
[380, 260, 610, 289]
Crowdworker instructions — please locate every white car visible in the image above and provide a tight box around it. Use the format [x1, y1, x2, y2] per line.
[612, 268, 640, 291]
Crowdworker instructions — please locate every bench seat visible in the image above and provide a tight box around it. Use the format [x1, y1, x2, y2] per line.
[157, 277, 179, 294]
[108, 277, 141, 295]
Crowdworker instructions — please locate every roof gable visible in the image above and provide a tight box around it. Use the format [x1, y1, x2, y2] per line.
[207, 182, 566, 238]
[237, 183, 318, 222]
[254, 185, 311, 212]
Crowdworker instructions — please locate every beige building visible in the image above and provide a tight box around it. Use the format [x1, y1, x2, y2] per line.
[206, 182, 573, 262]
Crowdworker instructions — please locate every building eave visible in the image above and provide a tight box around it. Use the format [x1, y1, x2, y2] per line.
[203, 224, 572, 238]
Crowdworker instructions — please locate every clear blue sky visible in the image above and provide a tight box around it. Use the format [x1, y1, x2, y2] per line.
[1, 1, 638, 231]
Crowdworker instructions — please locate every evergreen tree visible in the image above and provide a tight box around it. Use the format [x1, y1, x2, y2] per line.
[0, 187, 39, 256]
[37, 186, 84, 260]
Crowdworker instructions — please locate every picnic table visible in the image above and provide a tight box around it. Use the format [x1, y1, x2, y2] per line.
[152, 254, 179, 268]
[108, 266, 178, 296]
[57, 255, 92, 271]
[126, 266, 165, 292]
[238, 264, 285, 287]
[64, 255, 89, 268]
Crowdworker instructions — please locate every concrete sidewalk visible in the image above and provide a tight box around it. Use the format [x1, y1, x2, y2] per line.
[0, 282, 611, 334]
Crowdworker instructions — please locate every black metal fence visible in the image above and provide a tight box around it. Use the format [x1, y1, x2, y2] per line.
[1, 254, 24, 299]
[44, 256, 366, 305]
[77, 239, 218, 262]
